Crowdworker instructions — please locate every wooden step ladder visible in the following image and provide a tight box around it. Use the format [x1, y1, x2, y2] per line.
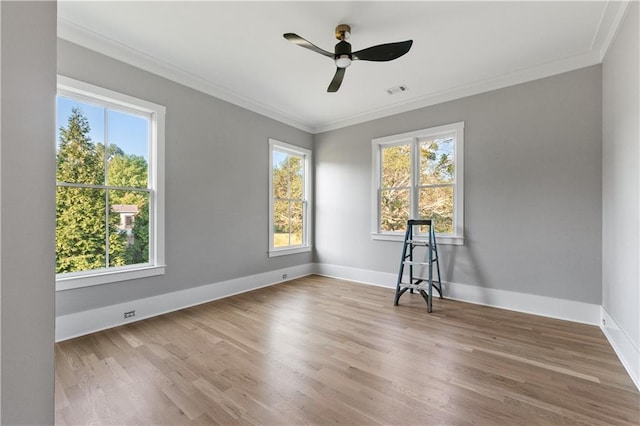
[393, 219, 443, 312]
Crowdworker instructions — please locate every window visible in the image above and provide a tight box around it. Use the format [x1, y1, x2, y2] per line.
[268, 139, 312, 256]
[55, 76, 165, 290]
[124, 215, 134, 227]
[372, 122, 464, 245]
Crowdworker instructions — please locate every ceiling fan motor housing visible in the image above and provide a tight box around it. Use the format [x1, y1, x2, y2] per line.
[334, 40, 352, 68]
[335, 24, 351, 40]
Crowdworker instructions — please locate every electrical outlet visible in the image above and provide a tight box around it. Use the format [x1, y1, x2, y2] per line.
[282, 273, 288, 280]
[602, 318, 606, 326]
[124, 310, 136, 319]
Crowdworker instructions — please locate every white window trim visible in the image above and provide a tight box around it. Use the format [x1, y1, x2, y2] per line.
[268, 138, 312, 257]
[371, 122, 464, 245]
[55, 75, 166, 291]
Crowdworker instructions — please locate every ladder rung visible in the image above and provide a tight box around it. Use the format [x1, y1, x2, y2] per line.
[398, 283, 429, 291]
[406, 239, 430, 246]
[403, 260, 435, 266]
[412, 277, 441, 284]
[403, 254, 438, 260]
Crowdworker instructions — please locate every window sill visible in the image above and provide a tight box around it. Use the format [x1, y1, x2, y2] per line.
[56, 264, 166, 291]
[371, 232, 464, 246]
[268, 246, 312, 257]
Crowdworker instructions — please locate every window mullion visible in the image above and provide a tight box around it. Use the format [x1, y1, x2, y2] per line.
[287, 198, 292, 246]
[303, 199, 307, 246]
[104, 108, 110, 269]
[56, 181, 151, 192]
[376, 144, 383, 233]
[302, 156, 307, 246]
[105, 186, 110, 269]
[418, 183, 454, 190]
[411, 137, 419, 222]
[286, 157, 291, 246]
[104, 107, 109, 186]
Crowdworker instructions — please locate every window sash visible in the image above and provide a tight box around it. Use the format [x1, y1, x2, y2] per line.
[55, 183, 154, 271]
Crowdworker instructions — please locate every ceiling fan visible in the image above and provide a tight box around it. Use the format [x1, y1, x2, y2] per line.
[283, 24, 413, 93]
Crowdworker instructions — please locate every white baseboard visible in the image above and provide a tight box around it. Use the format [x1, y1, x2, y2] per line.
[56, 261, 601, 341]
[56, 261, 637, 391]
[313, 263, 601, 325]
[314, 262, 400, 289]
[55, 263, 314, 342]
[600, 307, 640, 391]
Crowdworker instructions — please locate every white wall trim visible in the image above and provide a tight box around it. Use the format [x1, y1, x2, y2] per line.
[55, 263, 314, 342]
[600, 307, 640, 391]
[594, 0, 632, 62]
[313, 263, 601, 326]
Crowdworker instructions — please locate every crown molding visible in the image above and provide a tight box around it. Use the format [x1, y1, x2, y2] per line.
[593, 0, 631, 61]
[310, 49, 602, 133]
[57, 17, 315, 134]
[59, 1, 627, 135]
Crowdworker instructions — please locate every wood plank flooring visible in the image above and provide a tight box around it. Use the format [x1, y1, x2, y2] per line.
[55, 275, 640, 425]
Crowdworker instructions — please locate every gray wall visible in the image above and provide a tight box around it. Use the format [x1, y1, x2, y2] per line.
[56, 40, 313, 316]
[315, 66, 603, 304]
[1, 1, 57, 424]
[602, 3, 639, 350]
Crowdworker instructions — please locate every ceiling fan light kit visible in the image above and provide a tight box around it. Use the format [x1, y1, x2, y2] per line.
[335, 55, 352, 68]
[284, 24, 413, 93]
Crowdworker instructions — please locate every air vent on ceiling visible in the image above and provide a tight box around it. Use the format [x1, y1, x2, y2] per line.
[386, 85, 409, 95]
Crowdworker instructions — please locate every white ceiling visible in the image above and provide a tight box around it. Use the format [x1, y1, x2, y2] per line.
[57, 1, 628, 133]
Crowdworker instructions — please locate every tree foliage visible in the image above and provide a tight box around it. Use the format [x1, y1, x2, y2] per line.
[56, 107, 149, 273]
[380, 144, 412, 231]
[272, 154, 304, 246]
[380, 139, 455, 234]
[418, 139, 455, 233]
[125, 201, 149, 265]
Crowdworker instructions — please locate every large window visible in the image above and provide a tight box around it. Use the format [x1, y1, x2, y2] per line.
[268, 139, 312, 256]
[56, 76, 165, 290]
[372, 122, 464, 245]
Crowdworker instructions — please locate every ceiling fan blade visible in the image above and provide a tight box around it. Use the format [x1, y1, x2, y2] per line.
[327, 67, 346, 92]
[352, 40, 413, 62]
[283, 33, 334, 58]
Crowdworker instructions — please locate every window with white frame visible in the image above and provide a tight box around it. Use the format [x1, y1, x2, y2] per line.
[268, 139, 312, 256]
[55, 76, 165, 290]
[372, 122, 464, 245]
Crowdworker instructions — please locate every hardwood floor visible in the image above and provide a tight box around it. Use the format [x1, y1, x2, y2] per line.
[55, 275, 639, 425]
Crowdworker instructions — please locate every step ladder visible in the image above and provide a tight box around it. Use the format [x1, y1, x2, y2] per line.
[394, 219, 443, 312]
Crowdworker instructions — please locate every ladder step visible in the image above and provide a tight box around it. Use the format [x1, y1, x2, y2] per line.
[403, 260, 435, 266]
[398, 282, 429, 291]
[406, 239, 430, 246]
[412, 277, 442, 284]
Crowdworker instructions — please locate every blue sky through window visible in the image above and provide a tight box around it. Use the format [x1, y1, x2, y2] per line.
[273, 150, 288, 168]
[56, 96, 149, 160]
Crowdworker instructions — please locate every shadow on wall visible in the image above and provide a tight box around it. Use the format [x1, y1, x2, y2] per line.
[440, 231, 491, 305]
